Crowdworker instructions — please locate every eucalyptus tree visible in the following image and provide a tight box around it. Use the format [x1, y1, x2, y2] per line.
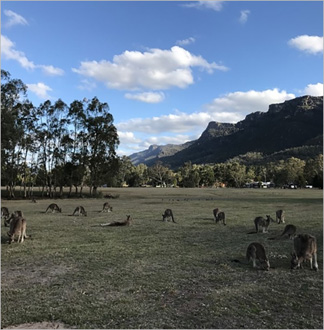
[1, 70, 29, 198]
[84, 97, 119, 195]
[147, 161, 171, 187]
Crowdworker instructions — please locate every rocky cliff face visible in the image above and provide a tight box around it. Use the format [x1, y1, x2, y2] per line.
[130, 96, 323, 168]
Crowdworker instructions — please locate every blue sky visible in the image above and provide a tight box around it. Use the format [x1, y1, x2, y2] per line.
[1, 1, 323, 156]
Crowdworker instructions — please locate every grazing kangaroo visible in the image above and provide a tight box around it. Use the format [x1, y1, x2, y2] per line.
[45, 203, 62, 213]
[101, 202, 113, 212]
[268, 224, 297, 240]
[162, 209, 176, 223]
[216, 211, 226, 225]
[276, 210, 285, 224]
[100, 215, 133, 227]
[7, 216, 28, 244]
[72, 206, 87, 216]
[281, 224, 297, 239]
[291, 234, 318, 271]
[246, 242, 270, 270]
[213, 208, 219, 221]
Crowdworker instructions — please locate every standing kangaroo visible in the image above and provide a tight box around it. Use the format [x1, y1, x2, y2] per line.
[291, 234, 318, 271]
[162, 209, 176, 223]
[216, 211, 226, 225]
[101, 202, 113, 212]
[7, 216, 28, 244]
[45, 203, 62, 213]
[246, 242, 270, 270]
[4, 211, 24, 227]
[213, 208, 219, 222]
[72, 206, 87, 216]
[276, 210, 285, 224]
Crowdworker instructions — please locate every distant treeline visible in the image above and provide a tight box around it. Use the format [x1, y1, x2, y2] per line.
[1, 70, 323, 199]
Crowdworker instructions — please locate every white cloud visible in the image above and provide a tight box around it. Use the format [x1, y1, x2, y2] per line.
[205, 88, 295, 114]
[40, 65, 65, 76]
[1, 35, 35, 70]
[77, 79, 97, 91]
[73, 46, 228, 91]
[1, 35, 64, 75]
[288, 35, 323, 54]
[118, 131, 142, 144]
[239, 10, 250, 24]
[117, 88, 296, 135]
[176, 37, 196, 46]
[303, 83, 323, 96]
[183, 1, 224, 11]
[4, 10, 28, 28]
[27, 82, 53, 100]
[125, 92, 165, 103]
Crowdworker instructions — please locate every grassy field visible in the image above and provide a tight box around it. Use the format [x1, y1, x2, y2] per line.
[1, 187, 323, 329]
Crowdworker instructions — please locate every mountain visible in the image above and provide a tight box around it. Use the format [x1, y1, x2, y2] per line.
[129, 141, 193, 165]
[130, 95, 323, 168]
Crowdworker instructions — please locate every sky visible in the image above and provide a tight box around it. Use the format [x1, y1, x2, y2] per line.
[1, 1, 323, 156]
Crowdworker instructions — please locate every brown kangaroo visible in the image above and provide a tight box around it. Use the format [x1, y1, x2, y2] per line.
[268, 224, 297, 240]
[276, 209, 285, 224]
[101, 202, 113, 213]
[291, 234, 318, 271]
[213, 208, 219, 221]
[72, 206, 87, 216]
[45, 203, 62, 213]
[100, 215, 133, 227]
[216, 211, 226, 225]
[7, 216, 28, 244]
[162, 209, 176, 223]
[246, 242, 270, 270]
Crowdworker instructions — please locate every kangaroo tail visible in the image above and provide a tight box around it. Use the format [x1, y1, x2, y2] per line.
[247, 231, 257, 234]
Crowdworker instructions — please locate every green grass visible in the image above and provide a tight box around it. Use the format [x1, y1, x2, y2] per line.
[1, 187, 323, 329]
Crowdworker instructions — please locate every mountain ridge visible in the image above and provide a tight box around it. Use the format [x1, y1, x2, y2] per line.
[129, 95, 323, 168]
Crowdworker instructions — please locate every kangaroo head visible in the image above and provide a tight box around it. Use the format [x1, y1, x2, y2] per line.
[262, 258, 270, 271]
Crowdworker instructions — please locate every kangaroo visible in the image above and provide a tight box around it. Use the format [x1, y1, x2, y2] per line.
[7, 216, 28, 244]
[291, 234, 318, 271]
[101, 202, 113, 212]
[4, 211, 24, 227]
[100, 215, 133, 227]
[1, 206, 10, 219]
[280, 224, 297, 239]
[162, 209, 176, 223]
[216, 211, 226, 225]
[268, 224, 297, 240]
[253, 215, 274, 233]
[72, 206, 87, 216]
[31, 198, 37, 203]
[2, 207, 10, 226]
[276, 209, 285, 224]
[213, 208, 219, 221]
[45, 203, 62, 213]
[246, 242, 270, 270]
